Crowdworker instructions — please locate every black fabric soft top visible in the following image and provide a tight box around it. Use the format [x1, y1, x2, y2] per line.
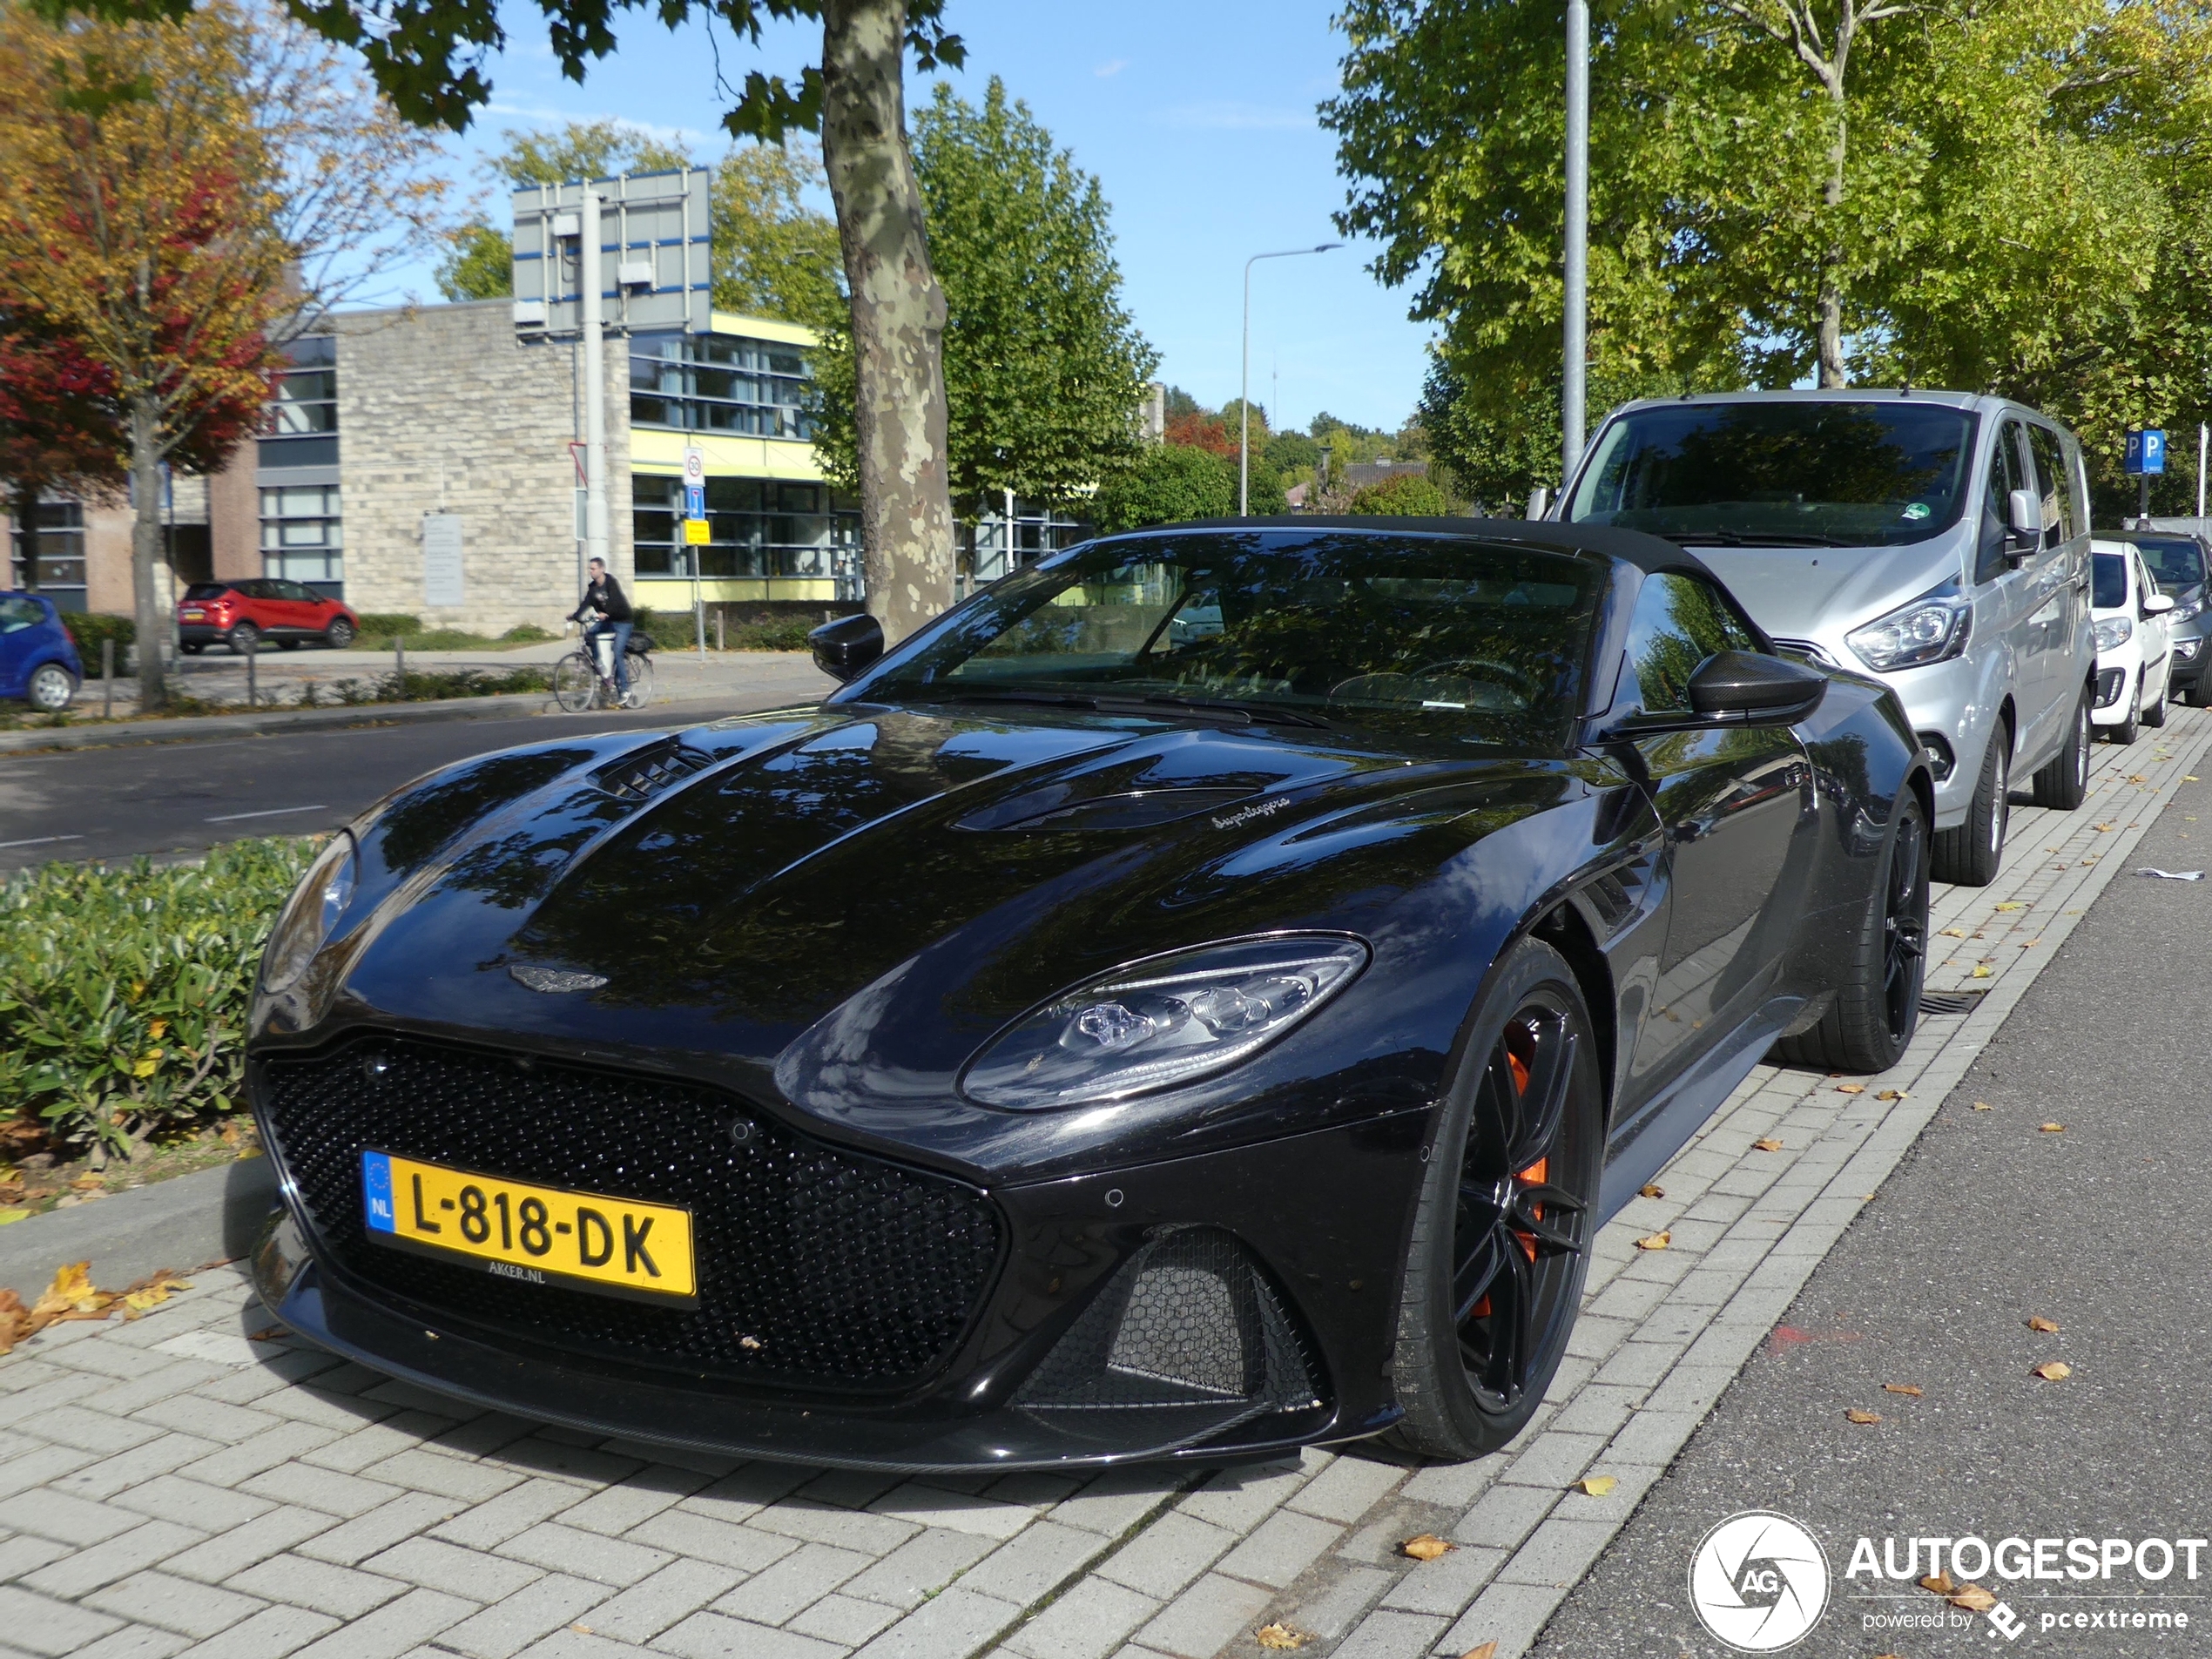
[1103, 515, 1719, 585]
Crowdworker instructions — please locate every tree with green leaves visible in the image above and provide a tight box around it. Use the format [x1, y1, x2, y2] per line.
[811, 78, 1157, 525]
[1092, 442, 1283, 533]
[435, 220, 513, 300]
[1349, 471, 1452, 516]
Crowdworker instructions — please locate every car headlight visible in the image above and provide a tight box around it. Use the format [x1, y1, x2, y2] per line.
[1845, 583, 1973, 672]
[2168, 596, 2203, 624]
[2093, 616, 2134, 653]
[960, 934, 1369, 1111]
[260, 833, 358, 994]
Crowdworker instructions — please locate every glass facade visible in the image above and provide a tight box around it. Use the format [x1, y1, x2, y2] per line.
[259, 336, 342, 595]
[266, 335, 337, 436]
[630, 333, 813, 439]
[260, 484, 343, 586]
[633, 476, 858, 578]
[9, 501, 86, 601]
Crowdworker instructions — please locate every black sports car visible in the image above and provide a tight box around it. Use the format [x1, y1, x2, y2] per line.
[247, 519, 1932, 1472]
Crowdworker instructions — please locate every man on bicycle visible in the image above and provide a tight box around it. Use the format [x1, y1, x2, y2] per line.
[568, 557, 633, 698]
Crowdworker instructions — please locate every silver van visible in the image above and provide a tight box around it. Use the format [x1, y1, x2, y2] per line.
[1559, 389, 2094, 884]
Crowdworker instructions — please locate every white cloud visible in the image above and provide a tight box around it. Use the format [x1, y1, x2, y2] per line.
[1157, 101, 1312, 132]
[1094, 57, 1129, 78]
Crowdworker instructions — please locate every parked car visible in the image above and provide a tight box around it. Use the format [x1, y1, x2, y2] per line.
[2120, 529, 2212, 706]
[177, 579, 359, 655]
[1560, 390, 2095, 887]
[2089, 538, 2175, 744]
[0, 591, 83, 711]
[246, 519, 1933, 1470]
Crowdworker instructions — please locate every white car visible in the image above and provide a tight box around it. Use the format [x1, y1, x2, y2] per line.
[2090, 537, 2176, 744]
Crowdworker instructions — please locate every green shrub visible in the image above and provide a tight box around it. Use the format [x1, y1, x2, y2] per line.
[59, 612, 135, 655]
[354, 613, 421, 637]
[502, 623, 556, 643]
[0, 837, 318, 1156]
[726, 616, 813, 651]
[1347, 471, 1453, 516]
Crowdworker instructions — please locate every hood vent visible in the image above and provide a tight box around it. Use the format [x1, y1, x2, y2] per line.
[595, 741, 711, 803]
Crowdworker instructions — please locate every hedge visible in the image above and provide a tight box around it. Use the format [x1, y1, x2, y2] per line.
[59, 612, 135, 655]
[353, 613, 421, 637]
[0, 837, 315, 1157]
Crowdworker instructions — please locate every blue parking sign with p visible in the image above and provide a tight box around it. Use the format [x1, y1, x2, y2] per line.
[2127, 428, 2168, 475]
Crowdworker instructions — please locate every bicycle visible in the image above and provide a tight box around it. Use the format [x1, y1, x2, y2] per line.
[554, 623, 655, 711]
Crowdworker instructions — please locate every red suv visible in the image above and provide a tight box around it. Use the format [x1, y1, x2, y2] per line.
[178, 580, 360, 654]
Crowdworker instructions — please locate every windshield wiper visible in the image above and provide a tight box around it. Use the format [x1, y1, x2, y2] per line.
[1673, 529, 1865, 549]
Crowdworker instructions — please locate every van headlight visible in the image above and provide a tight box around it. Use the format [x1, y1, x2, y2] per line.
[960, 934, 1368, 1110]
[2094, 616, 2134, 653]
[260, 833, 358, 994]
[1846, 583, 1973, 672]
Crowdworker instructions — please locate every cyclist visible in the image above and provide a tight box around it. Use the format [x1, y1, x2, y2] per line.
[567, 557, 633, 699]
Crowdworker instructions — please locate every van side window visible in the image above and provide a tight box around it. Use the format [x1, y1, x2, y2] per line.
[2027, 425, 2075, 548]
[1977, 422, 2026, 583]
[1624, 572, 1758, 711]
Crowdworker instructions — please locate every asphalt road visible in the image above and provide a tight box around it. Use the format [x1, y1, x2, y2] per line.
[1531, 771, 2212, 1658]
[0, 691, 815, 873]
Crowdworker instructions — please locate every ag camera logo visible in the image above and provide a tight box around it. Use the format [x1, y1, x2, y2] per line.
[1689, 1511, 1831, 1651]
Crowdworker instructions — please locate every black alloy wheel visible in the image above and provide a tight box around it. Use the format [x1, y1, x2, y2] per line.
[1774, 793, 1929, 1072]
[1391, 937, 1602, 1459]
[2031, 685, 2091, 810]
[1878, 802, 1930, 1048]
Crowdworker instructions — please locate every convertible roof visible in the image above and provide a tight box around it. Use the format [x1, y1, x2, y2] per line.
[1110, 516, 1717, 583]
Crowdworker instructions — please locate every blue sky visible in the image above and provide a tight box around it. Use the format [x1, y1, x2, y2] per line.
[394, 0, 1436, 435]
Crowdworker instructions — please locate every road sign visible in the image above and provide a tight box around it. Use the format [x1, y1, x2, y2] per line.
[682, 446, 705, 487]
[684, 483, 705, 520]
[684, 518, 711, 546]
[2126, 428, 2168, 475]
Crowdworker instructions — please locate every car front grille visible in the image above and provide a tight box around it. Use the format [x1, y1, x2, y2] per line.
[257, 1035, 1003, 1393]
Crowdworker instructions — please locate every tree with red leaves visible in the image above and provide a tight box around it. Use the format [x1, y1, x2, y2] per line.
[0, 298, 121, 592]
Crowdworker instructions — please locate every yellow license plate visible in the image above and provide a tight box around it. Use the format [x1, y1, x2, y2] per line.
[181, 610, 204, 619]
[361, 1149, 696, 1304]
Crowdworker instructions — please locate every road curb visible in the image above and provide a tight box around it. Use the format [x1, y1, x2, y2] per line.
[0, 1155, 278, 1294]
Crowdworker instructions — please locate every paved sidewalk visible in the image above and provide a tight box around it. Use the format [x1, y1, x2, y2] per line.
[3, 713, 2201, 1659]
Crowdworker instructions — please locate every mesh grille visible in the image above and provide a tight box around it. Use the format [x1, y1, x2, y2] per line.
[258, 1035, 1001, 1392]
[1016, 1227, 1321, 1413]
[595, 741, 710, 802]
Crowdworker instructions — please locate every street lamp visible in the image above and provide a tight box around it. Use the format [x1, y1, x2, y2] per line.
[1242, 244, 1342, 516]
[1561, 0, 1589, 495]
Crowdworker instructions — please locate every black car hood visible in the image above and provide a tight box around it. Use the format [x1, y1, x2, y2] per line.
[313, 703, 1595, 1175]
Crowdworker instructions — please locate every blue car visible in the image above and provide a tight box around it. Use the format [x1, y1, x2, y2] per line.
[0, 591, 84, 711]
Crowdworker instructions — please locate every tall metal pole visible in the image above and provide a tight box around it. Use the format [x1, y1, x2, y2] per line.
[580, 186, 610, 587]
[1241, 244, 1343, 516]
[1561, 0, 1590, 498]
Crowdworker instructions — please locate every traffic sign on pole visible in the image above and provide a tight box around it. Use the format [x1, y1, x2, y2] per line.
[683, 445, 705, 487]
[684, 483, 705, 520]
[684, 517, 711, 545]
[2126, 429, 2168, 475]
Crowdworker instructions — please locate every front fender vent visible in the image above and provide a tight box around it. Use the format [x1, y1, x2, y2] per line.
[595, 740, 710, 802]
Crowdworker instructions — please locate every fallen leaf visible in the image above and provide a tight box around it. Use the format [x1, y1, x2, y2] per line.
[2033, 1360, 2072, 1380]
[1844, 1408, 1882, 1424]
[2128, 774, 2149, 785]
[1938, 927, 1967, 938]
[1752, 1137, 1784, 1151]
[247, 1325, 289, 1341]
[2027, 1316, 2060, 1333]
[1973, 964, 1993, 978]
[1994, 901, 2025, 911]
[1973, 1101, 1993, 1111]
[29, 1261, 118, 1330]
[1876, 1089, 1905, 1101]
[1256, 1623, 1309, 1650]
[1837, 1083, 1865, 1094]
[1635, 1231, 1671, 1251]
[69, 1174, 102, 1192]
[1578, 1475, 1618, 1496]
[1460, 1646, 1498, 1659]
[2188, 775, 2202, 782]
[1884, 1383, 1924, 1396]
[2095, 823, 2115, 832]
[1952, 1584, 1999, 1612]
[570, 1629, 594, 1639]
[0, 1289, 30, 1356]
[0, 1208, 29, 1225]
[1920, 1570, 1957, 1595]
[1401, 1534, 1456, 1561]
[1638, 1184, 1664, 1198]
[2040, 1123, 2065, 1133]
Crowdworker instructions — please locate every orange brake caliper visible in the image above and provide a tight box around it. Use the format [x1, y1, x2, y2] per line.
[1507, 1048, 1544, 1265]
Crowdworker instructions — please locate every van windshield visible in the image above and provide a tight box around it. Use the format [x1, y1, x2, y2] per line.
[1566, 401, 1979, 549]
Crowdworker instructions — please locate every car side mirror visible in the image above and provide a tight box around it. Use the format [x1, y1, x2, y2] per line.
[809, 612, 884, 682]
[2005, 488, 2042, 562]
[2145, 592, 2176, 616]
[1686, 651, 1827, 724]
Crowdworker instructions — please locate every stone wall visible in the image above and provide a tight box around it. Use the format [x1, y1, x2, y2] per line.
[333, 303, 629, 633]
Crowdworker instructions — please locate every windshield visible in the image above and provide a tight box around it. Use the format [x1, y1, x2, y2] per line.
[2129, 536, 2205, 592]
[2093, 553, 2128, 610]
[857, 530, 1607, 751]
[1566, 401, 1978, 548]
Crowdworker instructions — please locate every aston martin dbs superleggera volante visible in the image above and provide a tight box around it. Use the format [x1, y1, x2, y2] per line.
[248, 519, 1932, 1471]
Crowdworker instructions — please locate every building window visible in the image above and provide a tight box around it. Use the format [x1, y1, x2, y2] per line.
[633, 477, 858, 578]
[261, 484, 343, 588]
[630, 334, 813, 440]
[266, 334, 337, 435]
[9, 500, 86, 594]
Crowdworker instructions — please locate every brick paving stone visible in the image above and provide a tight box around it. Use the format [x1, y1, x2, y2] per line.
[1375, 1542, 1507, 1615]
[299, 1419, 454, 1475]
[1332, 1608, 1451, 1659]
[81, 1364, 238, 1420]
[485, 1440, 640, 1490]
[1173, 1459, 1315, 1534]
[836, 1527, 996, 1609]
[1439, 1580, 1568, 1659]
[80, 1569, 264, 1639]
[355, 1448, 521, 1504]
[286, 1586, 475, 1659]
[495, 1522, 671, 1588]
[746, 1501, 921, 1556]
[1285, 1563, 1394, 1638]
[1212, 1508, 1343, 1589]
[1132, 1571, 1273, 1659]
[239, 1462, 405, 1519]
[799, 1467, 902, 1510]
[654, 1610, 846, 1659]
[433, 1573, 608, 1659]
[948, 1521, 1103, 1608]
[621, 1507, 795, 1572]
[0, 1489, 150, 1546]
[786, 1592, 901, 1645]
[851, 1586, 1022, 1659]
[22, 1406, 165, 1456]
[0, 1583, 124, 1657]
[0, 1444, 98, 1501]
[867, 1484, 1035, 1540]
[179, 1420, 347, 1489]
[1003, 1575, 1158, 1659]
[226, 1554, 409, 1619]
[174, 1604, 340, 1659]
[1092, 1512, 1237, 1600]
[24, 1520, 207, 1599]
[710, 1541, 869, 1623]
[0, 1534, 71, 1579]
[1494, 1431, 1607, 1491]
[161, 1505, 339, 1583]
[125, 1393, 287, 1446]
[362, 1534, 543, 1601]
[298, 1494, 466, 1566]
[1448, 1482, 1557, 1553]
[571, 1559, 742, 1643]
[64, 1628, 191, 1659]
[1046, 1469, 1185, 1539]
[1282, 1455, 1405, 1526]
[673, 1465, 813, 1526]
[107, 1474, 273, 1532]
[550, 1468, 705, 1537]
[426, 1480, 580, 1550]
[511, 1631, 639, 1659]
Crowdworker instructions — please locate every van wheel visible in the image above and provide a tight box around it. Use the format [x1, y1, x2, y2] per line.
[2032, 686, 2091, 810]
[1932, 727, 2009, 886]
[2111, 678, 2141, 745]
[1772, 794, 1927, 1072]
